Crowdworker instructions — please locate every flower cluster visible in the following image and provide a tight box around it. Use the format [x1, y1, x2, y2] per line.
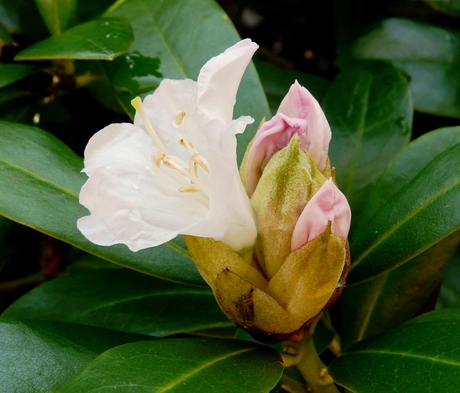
[78, 40, 351, 342]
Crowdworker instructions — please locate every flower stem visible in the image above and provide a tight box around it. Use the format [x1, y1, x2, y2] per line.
[281, 316, 340, 393]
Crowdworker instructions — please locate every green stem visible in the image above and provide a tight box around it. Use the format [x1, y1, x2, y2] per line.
[281, 317, 340, 393]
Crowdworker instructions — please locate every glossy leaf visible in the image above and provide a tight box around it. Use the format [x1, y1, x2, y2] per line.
[341, 230, 460, 349]
[62, 338, 283, 392]
[340, 128, 460, 348]
[358, 126, 460, 228]
[349, 142, 460, 284]
[0, 63, 43, 89]
[3, 269, 231, 336]
[323, 61, 412, 224]
[437, 248, 460, 309]
[103, 0, 271, 162]
[34, 0, 77, 35]
[15, 17, 134, 60]
[0, 318, 152, 393]
[0, 120, 204, 285]
[254, 59, 330, 114]
[330, 309, 460, 393]
[344, 18, 460, 118]
[423, 0, 460, 15]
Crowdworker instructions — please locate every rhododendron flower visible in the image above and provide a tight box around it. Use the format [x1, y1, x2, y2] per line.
[77, 39, 258, 252]
[187, 80, 351, 341]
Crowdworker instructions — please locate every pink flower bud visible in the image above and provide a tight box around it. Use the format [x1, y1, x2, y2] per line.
[291, 178, 351, 251]
[245, 81, 331, 196]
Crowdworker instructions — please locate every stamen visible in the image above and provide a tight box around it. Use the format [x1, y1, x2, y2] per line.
[162, 156, 189, 178]
[174, 111, 186, 125]
[179, 184, 201, 193]
[151, 151, 166, 167]
[192, 153, 210, 173]
[131, 97, 167, 152]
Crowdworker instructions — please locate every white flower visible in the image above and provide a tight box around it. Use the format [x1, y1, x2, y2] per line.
[77, 40, 259, 252]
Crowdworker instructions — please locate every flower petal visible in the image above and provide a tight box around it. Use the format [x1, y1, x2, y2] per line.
[291, 178, 351, 251]
[197, 39, 258, 124]
[202, 117, 257, 251]
[245, 113, 308, 196]
[278, 81, 331, 171]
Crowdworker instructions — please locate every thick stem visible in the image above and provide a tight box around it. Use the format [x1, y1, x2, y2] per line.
[281, 317, 340, 393]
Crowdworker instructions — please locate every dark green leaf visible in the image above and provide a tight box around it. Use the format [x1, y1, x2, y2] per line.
[343, 18, 460, 118]
[438, 247, 460, 309]
[341, 230, 460, 349]
[330, 309, 460, 393]
[15, 17, 134, 60]
[34, 0, 77, 35]
[0, 318, 152, 393]
[0, 20, 12, 42]
[358, 126, 460, 228]
[0, 63, 43, 89]
[323, 61, 412, 224]
[3, 269, 230, 336]
[0, 120, 204, 285]
[0, 0, 48, 41]
[423, 0, 460, 16]
[340, 127, 460, 347]
[62, 338, 283, 392]
[254, 59, 330, 114]
[103, 0, 270, 162]
[349, 143, 460, 284]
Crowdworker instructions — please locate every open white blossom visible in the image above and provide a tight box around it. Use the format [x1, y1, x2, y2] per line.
[77, 40, 259, 252]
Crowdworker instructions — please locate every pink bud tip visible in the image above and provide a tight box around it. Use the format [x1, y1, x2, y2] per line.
[291, 178, 351, 251]
[245, 81, 331, 196]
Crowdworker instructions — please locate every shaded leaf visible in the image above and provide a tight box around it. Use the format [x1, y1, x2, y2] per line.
[358, 126, 460, 228]
[341, 230, 460, 349]
[423, 0, 460, 16]
[323, 61, 412, 224]
[343, 18, 460, 118]
[34, 0, 77, 35]
[103, 0, 270, 162]
[437, 247, 460, 309]
[3, 269, 230, 337]
[330, 309, 460, 393]
[254, 59, 330, 114]
[62, 338, 283, 393]
[0, 318, 152, 393]
[15, 17, 133, 61]
[0, 120, 204, 285]
[0, 63, 43, 89]
[349, 142, 460, 284]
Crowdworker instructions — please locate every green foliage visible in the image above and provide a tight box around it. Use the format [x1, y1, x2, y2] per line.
[330, 309, 460, 392]
[0, 0, 459, 392]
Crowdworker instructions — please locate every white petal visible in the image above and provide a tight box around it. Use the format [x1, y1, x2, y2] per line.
[202, 118, 257, 250]
[82, 123, 154, 177]
[197, 39, 258, 124]
[78, 167, 210, 251]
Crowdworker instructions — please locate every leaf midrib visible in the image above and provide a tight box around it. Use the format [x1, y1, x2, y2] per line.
[155, 347, 254, 393]
[346, 348, 460, 366]
[351, 178, 460, 269]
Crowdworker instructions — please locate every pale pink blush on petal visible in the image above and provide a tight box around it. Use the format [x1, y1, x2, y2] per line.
[291, 178, 351, 251]
[278, 81, 331, 172]
[245, 113, 308, 196]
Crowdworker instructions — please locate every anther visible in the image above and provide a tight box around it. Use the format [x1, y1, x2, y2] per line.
[192, 153, 210, 173]
[151, 151, 166, 167]
[174, 111, 186, 125]
[179, 184, 201, 193]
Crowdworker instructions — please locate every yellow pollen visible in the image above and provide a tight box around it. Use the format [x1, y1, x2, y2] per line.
[192, 153, 210, 173]
[179, 184, 201, 193]
[175, 111, 186, 125]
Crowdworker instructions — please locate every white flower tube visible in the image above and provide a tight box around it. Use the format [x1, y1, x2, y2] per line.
[77, 39, 259, 252]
